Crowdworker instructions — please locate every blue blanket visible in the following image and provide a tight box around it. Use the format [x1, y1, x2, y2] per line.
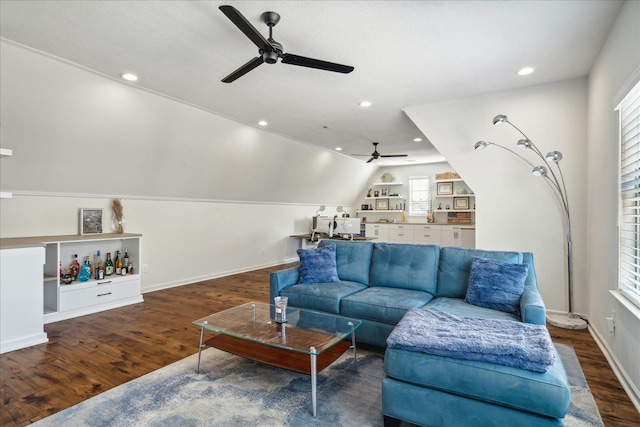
[386, 308, 556, 372]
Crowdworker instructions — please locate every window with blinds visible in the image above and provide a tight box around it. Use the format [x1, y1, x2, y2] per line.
[618, 79, 640, 308]
[409, 177, 430, 215]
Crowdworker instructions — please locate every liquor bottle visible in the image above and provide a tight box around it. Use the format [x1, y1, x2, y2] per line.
[104, 252, 114, 276]
[127, 262, 134, 275]
[123, 248, 129, 270]
[115, 251, 122, 275]
[97, 260, 104, 280]
[94, 250, 102, 280]
[70, 254, 80, 281]
[59, 261, 64, 279]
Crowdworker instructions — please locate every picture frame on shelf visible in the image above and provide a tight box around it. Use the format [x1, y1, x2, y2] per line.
[79, 208, 103, 235]
[375, 198, 389, 210]
[453, 197, 470, 210]
[381, 188, 388, 196]
[437, 182, 453, 195]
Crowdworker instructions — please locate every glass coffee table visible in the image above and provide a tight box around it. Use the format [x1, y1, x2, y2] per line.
[193, 302, 361, 417]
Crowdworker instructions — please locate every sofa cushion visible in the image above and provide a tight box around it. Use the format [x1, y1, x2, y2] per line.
[280, 281, 367, 314]
[437, 247, 523, 298]
[318, 240, 374, 285]
[297, 243, 339, 284]
[369, 243, 439, 293]
[384, 345, 571, 419]
[341, 287, 434, 324]
[425, 297, 520, 322]
[465, 256, 528, 315]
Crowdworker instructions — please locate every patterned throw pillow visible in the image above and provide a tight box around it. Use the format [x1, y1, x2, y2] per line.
[297, 243, 340, 284]
[465, 256, 529, 315]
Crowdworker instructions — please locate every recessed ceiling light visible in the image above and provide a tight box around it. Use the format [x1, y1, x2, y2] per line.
[359, 101, 372, 108]
[413, 138, 423, 142]
[517, 67, 534, 76]
[258, 120, 268, 126]
[335, 147, 343, 151]
[120, 72, 138, 81]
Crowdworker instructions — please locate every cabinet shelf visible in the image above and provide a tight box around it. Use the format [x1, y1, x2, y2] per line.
[372, 182, 403, 186]
[364, 196, 404, 200]
[435, 178, 465, 183]
[357, 209, 404, 213]
[434, 194, 475, 198]
[435, 209, 475, 213]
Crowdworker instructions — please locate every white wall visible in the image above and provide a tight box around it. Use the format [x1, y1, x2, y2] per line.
[404, 78, 588, 316]
[0, 41, 374, 291]
[586, 0, 640, 406]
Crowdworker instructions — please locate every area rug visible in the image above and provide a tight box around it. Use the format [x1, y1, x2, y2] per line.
[33, 344, 602, 426]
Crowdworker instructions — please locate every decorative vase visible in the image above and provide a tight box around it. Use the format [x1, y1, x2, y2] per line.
[112, 216, 125, 234]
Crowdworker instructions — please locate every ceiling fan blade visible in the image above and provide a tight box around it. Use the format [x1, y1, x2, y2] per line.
[380, 154, 409, 158]
[281, 53, 354, 74]
[219, 5, 272, 50]
[351, 154, 370, 157]
[222, 56, 264, 83]
[366, 157, 375, 163]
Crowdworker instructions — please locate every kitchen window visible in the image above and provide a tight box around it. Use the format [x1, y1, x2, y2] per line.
[409, 177, 430, 216]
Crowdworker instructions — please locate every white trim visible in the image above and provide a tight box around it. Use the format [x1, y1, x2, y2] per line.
[7, 190, 352, 209]
[613, 64, 640, 108]
[141, 257, 298, 294]
[589, 322, 640, 412]
[0, 332, 48, 354]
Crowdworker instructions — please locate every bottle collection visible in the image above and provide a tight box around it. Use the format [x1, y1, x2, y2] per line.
[60, 247, 134, 284]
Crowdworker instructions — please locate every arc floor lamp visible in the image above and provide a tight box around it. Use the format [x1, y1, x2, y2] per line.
[475, 114, 587, 330]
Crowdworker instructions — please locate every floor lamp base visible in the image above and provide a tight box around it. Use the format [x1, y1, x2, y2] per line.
[546, 313, 588, 330]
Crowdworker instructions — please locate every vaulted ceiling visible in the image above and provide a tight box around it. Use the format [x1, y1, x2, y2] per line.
[0, 0, 623, 165]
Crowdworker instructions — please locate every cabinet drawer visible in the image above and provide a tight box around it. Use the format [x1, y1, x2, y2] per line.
[60, 276, 140, 312]
[388, 229, 414, 242]
[414, 230, 442, 244]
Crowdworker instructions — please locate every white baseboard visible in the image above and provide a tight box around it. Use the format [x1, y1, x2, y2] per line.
[0, 332, 49, 354]
[588, 323, 640, 412]
[141, 258, 299, 294]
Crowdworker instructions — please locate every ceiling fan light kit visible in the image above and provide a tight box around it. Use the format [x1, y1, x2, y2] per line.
[219, 5, 354, 83]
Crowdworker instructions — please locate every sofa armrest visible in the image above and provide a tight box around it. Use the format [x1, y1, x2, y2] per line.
[520, 286, 546, 325]
[269, 267, 299, 300]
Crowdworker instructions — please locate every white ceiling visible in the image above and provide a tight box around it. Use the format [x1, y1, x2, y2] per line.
[0, 0, 623, 166]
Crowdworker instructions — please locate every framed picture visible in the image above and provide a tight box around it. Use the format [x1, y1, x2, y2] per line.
[375, 198, 389, 210]
[437, 182, 453, 195]
[381, 188, 389, 196]
[453, 197, 470, 210]
[79, 208, 103, 235]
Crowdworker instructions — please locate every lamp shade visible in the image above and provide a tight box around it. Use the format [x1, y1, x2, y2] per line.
[474, 141, 489, 150]
[517, 139, 532, 149]
[532, 166, 548, 177]
[546, 151, 563, 162]
[492, 114, 508, 125]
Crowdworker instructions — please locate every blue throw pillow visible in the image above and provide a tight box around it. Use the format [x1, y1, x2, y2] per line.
[297, 243, 340, 284]
[465, 256, 529, 315]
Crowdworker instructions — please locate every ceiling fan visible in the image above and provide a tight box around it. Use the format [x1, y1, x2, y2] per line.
[219, 5, 354, 83]
[352, 142, 409, 163]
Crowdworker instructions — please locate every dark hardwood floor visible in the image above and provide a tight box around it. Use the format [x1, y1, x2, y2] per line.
[1, 262, 639, 426]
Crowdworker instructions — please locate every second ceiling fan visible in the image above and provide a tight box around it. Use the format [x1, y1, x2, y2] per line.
[219, 5, 354, 83]
[352, 142, 409, 163]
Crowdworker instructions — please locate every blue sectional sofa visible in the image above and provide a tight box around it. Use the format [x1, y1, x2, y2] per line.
[270, 240, 571, 427]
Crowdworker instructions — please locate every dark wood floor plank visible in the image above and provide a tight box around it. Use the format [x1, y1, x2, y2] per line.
[1, 262, 638, 426]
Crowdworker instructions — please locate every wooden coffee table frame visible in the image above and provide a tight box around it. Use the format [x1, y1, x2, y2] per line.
[194, 303, 359, 418]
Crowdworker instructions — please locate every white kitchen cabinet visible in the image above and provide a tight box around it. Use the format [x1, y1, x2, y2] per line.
[388, 224, 414, 243]
[365, 224, 389, 242]
[413, 225, 442, 245]
[364, 223, 474, 248]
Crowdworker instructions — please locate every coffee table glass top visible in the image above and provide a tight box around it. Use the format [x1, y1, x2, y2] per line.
[193, 302, 361, 355]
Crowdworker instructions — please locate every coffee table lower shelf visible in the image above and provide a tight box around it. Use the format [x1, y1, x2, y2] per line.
[204, 334, 352, 374]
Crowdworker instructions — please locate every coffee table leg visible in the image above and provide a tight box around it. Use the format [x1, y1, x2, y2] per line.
[348, 321, 357, 372]
[196, 321, 207, 373]
[310, 346, 317, 417]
